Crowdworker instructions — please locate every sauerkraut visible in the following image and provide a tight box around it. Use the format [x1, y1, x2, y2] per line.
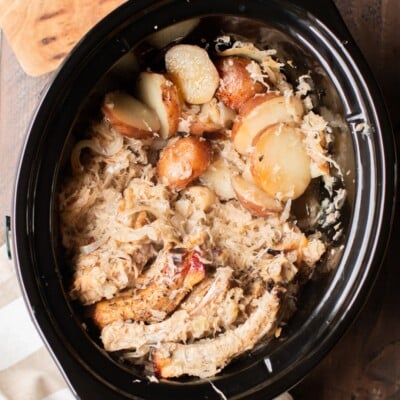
[58, 37, 343, 379]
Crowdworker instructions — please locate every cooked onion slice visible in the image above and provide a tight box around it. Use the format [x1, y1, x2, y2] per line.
[137, 72, 181, 139]
[79, 236, 109, 255]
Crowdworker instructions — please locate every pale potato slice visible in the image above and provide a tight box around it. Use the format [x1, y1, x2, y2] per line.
[165, 44, 219, 104]
[157, 137, 212, 190]
[251, 124, 311, 201]
[231, 175, 283, 216]
[215, 56, 266, 110]
[102, 91, 160, 138]
[200, 157, 236, 200]
[137, 72, 181, 139]
[232, 94, 304, 154]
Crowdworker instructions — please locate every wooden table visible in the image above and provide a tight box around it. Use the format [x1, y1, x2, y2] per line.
[0, 1, 399, 398]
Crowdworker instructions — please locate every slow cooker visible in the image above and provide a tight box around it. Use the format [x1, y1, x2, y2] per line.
[11, 0, 396, 398]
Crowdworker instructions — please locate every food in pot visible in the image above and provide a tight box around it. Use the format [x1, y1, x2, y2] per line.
[136, 72, 181, 139]
[215, 56, 266, 110]
[101, 91, 161, 138]
[156, 136, 212, 190]
[231, 93, 304, 155]
[250, 124, 312, 201]
[58, 38, 343, 379]
[165, 44, 220, 104]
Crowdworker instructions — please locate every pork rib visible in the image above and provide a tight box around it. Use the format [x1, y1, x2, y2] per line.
[91, 249, 205, 328]
[101, 267, 242, 352]
[152, 287, 282, 378]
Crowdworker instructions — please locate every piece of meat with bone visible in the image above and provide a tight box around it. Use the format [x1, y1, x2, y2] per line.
[91, 248, 206, 328]
[152, 286, 282, 378]
[101, 267, 243, 353]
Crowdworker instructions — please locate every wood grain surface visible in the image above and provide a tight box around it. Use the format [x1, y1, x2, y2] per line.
[334, 0, 400, 122]
[0, 0, 126, 76]
[0, 1, 399, 398]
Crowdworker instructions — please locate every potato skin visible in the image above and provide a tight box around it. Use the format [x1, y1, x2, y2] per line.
[231, 175, 283, 216]
[215, 56, 265, 111]
[157, 136, 212, 190]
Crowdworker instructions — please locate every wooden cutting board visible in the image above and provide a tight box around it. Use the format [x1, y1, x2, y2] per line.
[0, 0, 127, 76]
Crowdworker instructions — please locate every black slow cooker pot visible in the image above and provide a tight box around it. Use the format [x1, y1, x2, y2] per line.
[11, 0, 396, 398]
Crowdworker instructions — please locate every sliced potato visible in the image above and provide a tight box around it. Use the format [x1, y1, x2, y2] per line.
[231, 175, 283, 216]
[165, 44, 219, 104]
[251, 124, 311, 201]
[232, 93, 304, 154]
[137, 72, 181, 139]
[200, 157, 236, 200]
[102, 91, 160, 138]
[157, 136, 212, 190]
[215, 56, 266, 110]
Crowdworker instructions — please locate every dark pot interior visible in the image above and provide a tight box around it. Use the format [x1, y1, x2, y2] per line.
[13, 0, 396, 399]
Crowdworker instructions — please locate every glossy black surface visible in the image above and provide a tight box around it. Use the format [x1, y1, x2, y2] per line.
[12, 0, 396, 399]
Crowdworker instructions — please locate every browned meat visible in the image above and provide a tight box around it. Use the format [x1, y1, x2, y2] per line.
[92, 249, 206, 328]
[152, 287, 282, 378]
[101, 267, 243, 352]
